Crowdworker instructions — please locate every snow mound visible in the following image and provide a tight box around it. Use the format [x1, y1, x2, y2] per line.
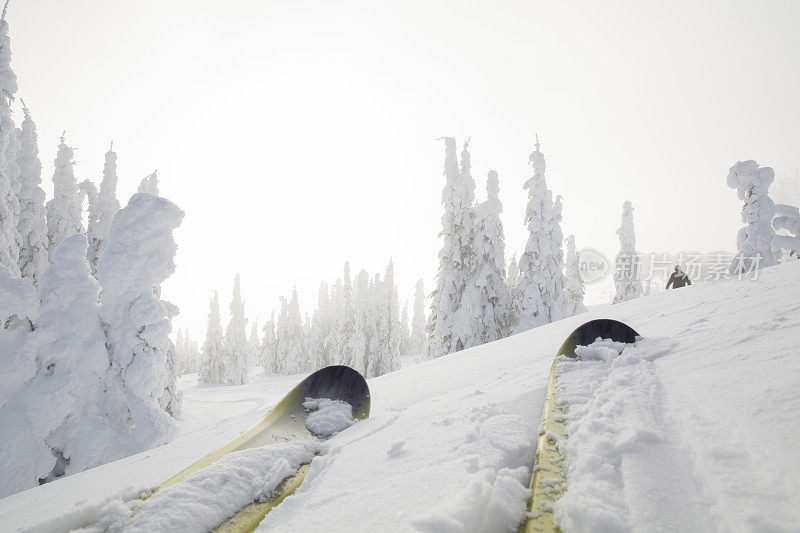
[73, 440, 320, 533]
[303, 397, 355, 438]
[573, 338, 628, 362]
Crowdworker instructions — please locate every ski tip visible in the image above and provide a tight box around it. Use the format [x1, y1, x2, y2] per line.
[557, 319, 641, 359]
[303, 365, 371, 420]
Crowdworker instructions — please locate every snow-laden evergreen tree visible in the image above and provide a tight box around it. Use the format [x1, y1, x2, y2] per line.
[371, 260, 400, 377]
[772, 204, 800, 258]
[310, 282, 330, 369]
[46, 136, 82, 260]
[505, 253, 521, 334]
[564, 234, 587, 316]
[366, 273, 382, 370]
[410, 279, 426, 354]
[248, 319, 260, 368]
[0, 15, 20, 277]
[515, 137, 567, 333]
[222, 273, 249, 384]
[727, 160, 779, 274]
[97, 193, 184, 454]
[353, 269, 372, 374]
[426, 138, 476, 358]
[260, 312, 277, 373]
[199, 292, 226, 383]
[338, 263, 363, 373]
[187, 339, 200, 374]
[15, 102, 48, 283]
[302, 313, 312, 369]
[0, 235, 112, 497]
[138, 170, 159, 196]
[276, 289, 305, 374]
[325, 279, 345, 365]
[399, 301, 411, 355]
[86, 144, 120, 274]
[465, 170, 510, 346]
[612, 200, 643, 303]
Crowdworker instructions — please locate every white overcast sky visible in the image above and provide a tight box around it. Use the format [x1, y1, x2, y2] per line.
[8, 1, 800, 338]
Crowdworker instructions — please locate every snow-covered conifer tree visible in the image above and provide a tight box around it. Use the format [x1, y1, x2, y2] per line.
[372, 260, 400, 376]
[410, 279, 426, 354]
[515, 137, 567, 332]
[352, 269, 372, 375]
[0, 15, 21, 277]
[310, 282, 330, 369]
[0, 235, 112, 497]
[727, 160, 779, 274]
[199, 292, 226, 383]
[564, 234, 587, 316]
[426, 138, 477, 358]
[505, 254, 521, 334]
[15, 102, 48, 283]
[276, 289, 305, 374]
[399, 301, 411, 355]
[46, 136, 82, 260]
[338, 263, 364, 372]
[138, 170, 159, 196]
[612, 200, 643, 303]
[260, 312, 277, 373]
[222, 273, 249, 384]
[97, 193, 184, 453]
[86, 144, 120, 274]
[325, 280, 344, 365]
[175, 328, 185, 370]
[466, 170, 510, 346]
[772, 204, 800, 258]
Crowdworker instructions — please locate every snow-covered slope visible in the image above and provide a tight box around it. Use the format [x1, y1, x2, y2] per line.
[2, 262, 799, 532]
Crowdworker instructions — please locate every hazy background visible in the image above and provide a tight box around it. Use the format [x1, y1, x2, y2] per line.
[8, 0, 800, 337]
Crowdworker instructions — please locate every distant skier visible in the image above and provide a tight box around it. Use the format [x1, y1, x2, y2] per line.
[666, 265, 692, 289]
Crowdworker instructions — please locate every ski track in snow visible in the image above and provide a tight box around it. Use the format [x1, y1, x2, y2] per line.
[1, 262, 800, 532]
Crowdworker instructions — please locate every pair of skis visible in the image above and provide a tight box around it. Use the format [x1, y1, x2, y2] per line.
[81, 319, 637, 532]
[519, 319, 641, 533]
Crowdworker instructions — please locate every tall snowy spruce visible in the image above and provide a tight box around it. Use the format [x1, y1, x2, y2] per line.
[0, 13, 21, 277]
[200, 292, 226, 383]
[310, 282, 330, 369]
[353, 269, 373, 374]
[426, 138, 477, 358]
[399, 302, 411, 355]
[222, 273, 249, 385]
[514, 137, 567, 333]
[276, 289, 305, 374]
[0, 235, 112, 498]
[410, 279, 426, 354]
[96, 193, 184, 454]
[612, 200, 643, 303]
[46, 136, 83, 260]
[371, 260, 400, 377]
[260, 312, 277, 373]
[15, 102, 48, 283]
[338, 263, 362, 373]
[505, 254, 521, 333]
[564, 234, 587, 315]
[727, 160, 779, 274]
[465, 170, 510, 345]
[86, 144, 120, 274]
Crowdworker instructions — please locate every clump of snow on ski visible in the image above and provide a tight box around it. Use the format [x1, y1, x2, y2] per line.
[303, 397, 355, 438]
[72, 440, 321, 533]
[552, 338, 715, 532]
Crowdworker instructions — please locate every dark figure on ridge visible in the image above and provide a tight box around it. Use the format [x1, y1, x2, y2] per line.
[666, 265, 692, 289]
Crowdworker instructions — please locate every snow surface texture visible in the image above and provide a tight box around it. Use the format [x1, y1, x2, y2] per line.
[73, 440, 320, 533]
[3, 262, 800, 532]
[303, 397, 355, 438]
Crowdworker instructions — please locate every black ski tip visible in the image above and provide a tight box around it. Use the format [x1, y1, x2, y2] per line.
[302, 365, 371, 420]
[557, 319, 641, 358]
